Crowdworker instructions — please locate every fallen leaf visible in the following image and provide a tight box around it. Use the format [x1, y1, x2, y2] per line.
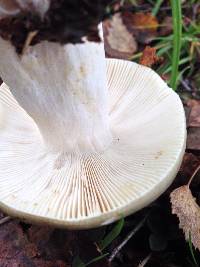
[187, 127, 200, 151]
[27, 225, 53, 245]
[0, 221, 72, 266]
[177, 153, 200, 186]
[187, 99, 200, 108]
[188, 103, 200, 127]
[122, 12, 158, 44]
[0, 259, 67, 267]
[160, 16, 173, 36]
[103, 14, 137, 59]
[184, 105, 191, 126]
[139, 46, 161, 67]
[171, 182, 200, 251]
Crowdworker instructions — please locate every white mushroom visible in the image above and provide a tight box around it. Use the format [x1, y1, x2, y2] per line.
[0, 15, 186, 228]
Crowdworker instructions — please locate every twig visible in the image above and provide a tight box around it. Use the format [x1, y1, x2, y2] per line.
[188, 165, 200, 187]
[108, 216, 147, 263]
[137, 253, 152, 267]
[22, 31, 38, 55]
[0, 216, 11, 225]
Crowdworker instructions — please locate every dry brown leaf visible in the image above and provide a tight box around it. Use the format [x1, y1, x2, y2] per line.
[103, 13, 137, 59]
[139, 46, 161, 67]
[188, 102, 200, 127]
[178, 153, 200, 185]
[187, 127, 200, 151]
[122, 12, 158, 44]
[170, 185, 200, 251]
[160, 16, 173, 36]
[187, 99, 200, 108]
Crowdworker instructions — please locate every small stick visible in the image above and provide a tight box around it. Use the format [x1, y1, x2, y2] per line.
[188, 165, 200, 187]
[22, 31, 38, 55]
[137, 253, 152, 267]
[0, 216, 11, 225]
[108, 216, 147, 263]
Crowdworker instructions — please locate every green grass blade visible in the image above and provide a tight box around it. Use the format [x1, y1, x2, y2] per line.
[152, 0, 164, 16]
[72, 256, 86, 267]
[163, 56, 191, 75]
[169, 0, 182, 90]
[85, 253, 109, 266]
[98, 218, 124, 251]
[188, 233, 198, 266]
[157, 45, 171, 56]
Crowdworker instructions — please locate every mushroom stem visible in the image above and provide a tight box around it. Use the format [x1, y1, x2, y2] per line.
[0, 37, 112, 153]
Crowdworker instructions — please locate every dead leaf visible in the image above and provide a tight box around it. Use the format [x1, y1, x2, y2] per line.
[184, 105, 191, 126]
[103, 14, 137, 59]
[122, 12, 158, 44]
[160, 16, 173, 36]
[178, 153, 200, 185]
[188, 102, 200, 127]
[187, 99, 200, 108]
[187, 127, 200, 151]
[0, 221, 72, 266]
[170, 185, 200, 251]
[139, 46, 161, 67]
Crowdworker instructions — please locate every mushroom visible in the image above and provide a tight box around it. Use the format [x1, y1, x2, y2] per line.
[0, 1, 186, 229]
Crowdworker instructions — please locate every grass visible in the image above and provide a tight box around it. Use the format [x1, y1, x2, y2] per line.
[169, 0, 182, 90]
[152, 0, 164, 16]
[156, 3, 199, 90]
[97, 218, 125, 251]
[73, 219, 124, 267]
[188, 233, 198, 266]
[127, 0, 200, 92]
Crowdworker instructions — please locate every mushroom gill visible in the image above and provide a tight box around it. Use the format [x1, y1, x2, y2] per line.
[0, 0, 186, 229]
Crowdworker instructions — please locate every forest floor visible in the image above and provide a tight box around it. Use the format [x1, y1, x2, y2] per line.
[0, 1, 200, 267]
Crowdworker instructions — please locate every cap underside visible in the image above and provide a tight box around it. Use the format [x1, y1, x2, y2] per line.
[0, 59, 186, 229]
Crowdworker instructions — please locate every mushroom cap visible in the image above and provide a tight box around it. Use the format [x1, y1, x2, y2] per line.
[0, 59, 186, 229]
